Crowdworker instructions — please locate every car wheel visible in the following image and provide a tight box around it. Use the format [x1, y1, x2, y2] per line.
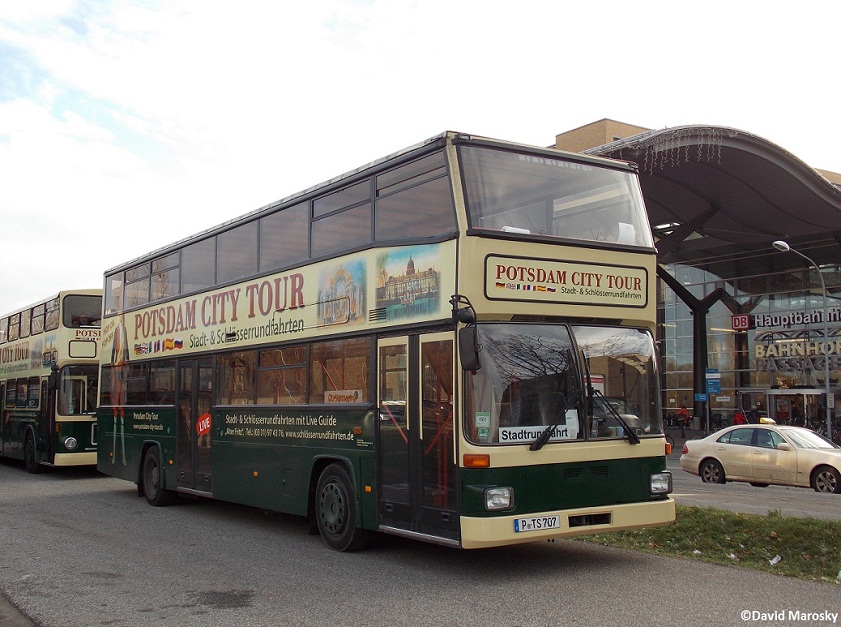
[811, 465, 841, 494]
[700, 459, 726, 484]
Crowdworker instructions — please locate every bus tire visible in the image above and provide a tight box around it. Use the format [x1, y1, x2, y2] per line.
[24, 432, 45, 474]
[142, 447, 176, 507]
[315, 463, 371, 552]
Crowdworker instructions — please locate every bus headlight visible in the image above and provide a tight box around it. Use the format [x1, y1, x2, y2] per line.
[63, 437, 78, 451]
[650, 472, 672, 495]
[484, 486, 514, 511]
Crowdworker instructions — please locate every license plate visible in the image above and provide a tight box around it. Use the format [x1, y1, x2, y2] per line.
[514, 515, 560, 532]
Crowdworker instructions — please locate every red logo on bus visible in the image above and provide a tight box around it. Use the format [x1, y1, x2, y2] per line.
[196, 413, 212, 436]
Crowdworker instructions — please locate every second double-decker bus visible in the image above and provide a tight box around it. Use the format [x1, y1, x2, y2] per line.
[97, 131, 674, 550]
[0, 290, 102, 473]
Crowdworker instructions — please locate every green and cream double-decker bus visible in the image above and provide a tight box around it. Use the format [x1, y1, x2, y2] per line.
[0, 290, 102, 473]
[97, 132, 674, 551]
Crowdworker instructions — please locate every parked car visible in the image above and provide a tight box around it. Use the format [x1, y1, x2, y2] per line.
[680, 423, 841, 494]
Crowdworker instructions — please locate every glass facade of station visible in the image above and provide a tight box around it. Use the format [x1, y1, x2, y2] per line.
[659, 257, 841, 431]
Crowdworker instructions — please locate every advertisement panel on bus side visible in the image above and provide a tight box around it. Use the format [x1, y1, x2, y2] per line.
[102, 242, 457, 363]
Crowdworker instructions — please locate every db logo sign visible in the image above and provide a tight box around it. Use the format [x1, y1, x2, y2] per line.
[732, 314, 752, 331]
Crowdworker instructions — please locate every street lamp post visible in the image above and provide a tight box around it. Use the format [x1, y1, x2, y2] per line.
[772, 241, 833, 439]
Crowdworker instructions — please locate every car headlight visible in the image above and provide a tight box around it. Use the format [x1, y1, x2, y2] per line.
[484, 486, 514, 511]
[650, 472, 672, 494]
[64, 437, 78, 451]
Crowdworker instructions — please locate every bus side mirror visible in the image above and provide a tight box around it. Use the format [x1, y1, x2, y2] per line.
[451, 294, 480, 372]
[48, 369, 59, 391]
[458, 326, 481, 372]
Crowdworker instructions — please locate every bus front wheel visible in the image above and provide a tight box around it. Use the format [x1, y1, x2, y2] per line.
[24, 433, 45, 474]
[315, 464, 371, 552]
[142, 447, 176, 507]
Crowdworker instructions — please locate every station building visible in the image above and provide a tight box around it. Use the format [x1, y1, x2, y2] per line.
[554, 120, 841, 433]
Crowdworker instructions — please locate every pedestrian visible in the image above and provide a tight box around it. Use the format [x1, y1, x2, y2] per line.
[677, 404, 690, 438]
[733, 409, 748, 425]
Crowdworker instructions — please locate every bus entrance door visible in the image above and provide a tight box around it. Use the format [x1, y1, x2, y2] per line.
[377, 334, 458, 544]
[177, 358, 213, 493]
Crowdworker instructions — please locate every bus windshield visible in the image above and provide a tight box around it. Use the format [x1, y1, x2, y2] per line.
[459, 145, 653, 248]
[463, 324, 661, 445]
[63, 295, 102, 328]
[58, 365, 99, 415]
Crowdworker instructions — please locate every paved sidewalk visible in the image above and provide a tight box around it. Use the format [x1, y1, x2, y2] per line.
[0, 593, 31, 627]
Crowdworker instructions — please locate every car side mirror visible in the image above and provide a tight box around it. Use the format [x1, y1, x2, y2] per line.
[776, 442, 791, 451]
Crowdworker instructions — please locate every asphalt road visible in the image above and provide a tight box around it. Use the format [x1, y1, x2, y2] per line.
[1, 459, 839, 627]
[667, 456, 841, 521]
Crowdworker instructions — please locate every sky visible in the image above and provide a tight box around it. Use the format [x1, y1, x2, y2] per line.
[1, 0, 840, 312]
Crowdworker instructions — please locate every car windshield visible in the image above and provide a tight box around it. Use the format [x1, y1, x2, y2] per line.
[783, 428, 839, 450]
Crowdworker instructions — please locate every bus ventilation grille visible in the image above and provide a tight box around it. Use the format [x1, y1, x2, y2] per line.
[569, 513, 611, 527]
[564, 468, 583, 479]
[589, 466, 609, 477]
[368, 308, 387, 322]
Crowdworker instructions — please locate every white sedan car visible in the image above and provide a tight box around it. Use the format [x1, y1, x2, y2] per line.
[680, 424, 841, 493]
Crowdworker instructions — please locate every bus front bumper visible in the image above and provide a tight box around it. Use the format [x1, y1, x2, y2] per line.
[52, 451, 97, 467]
[459, 498, 675, 549]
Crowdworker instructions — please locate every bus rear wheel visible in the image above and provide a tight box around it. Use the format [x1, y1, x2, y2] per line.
[142, 447, 176, 506]
[315, 464, 371, 552]
[24, 433, 45, 474]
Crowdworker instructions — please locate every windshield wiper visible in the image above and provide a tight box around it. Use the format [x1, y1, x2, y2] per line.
[529, 392, 571, 451]
[592, 388, 641, 445]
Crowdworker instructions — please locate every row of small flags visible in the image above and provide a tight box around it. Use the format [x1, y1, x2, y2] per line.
[134, 338, 184, 356]
[495, 282, 556, 293]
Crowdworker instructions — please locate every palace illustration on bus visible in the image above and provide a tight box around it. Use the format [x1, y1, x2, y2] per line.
[95, 131, 674, 550]
[0, 290, 102, 473]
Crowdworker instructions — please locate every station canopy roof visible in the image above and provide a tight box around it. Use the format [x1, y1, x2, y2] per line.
[585, 126, 841, 285]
